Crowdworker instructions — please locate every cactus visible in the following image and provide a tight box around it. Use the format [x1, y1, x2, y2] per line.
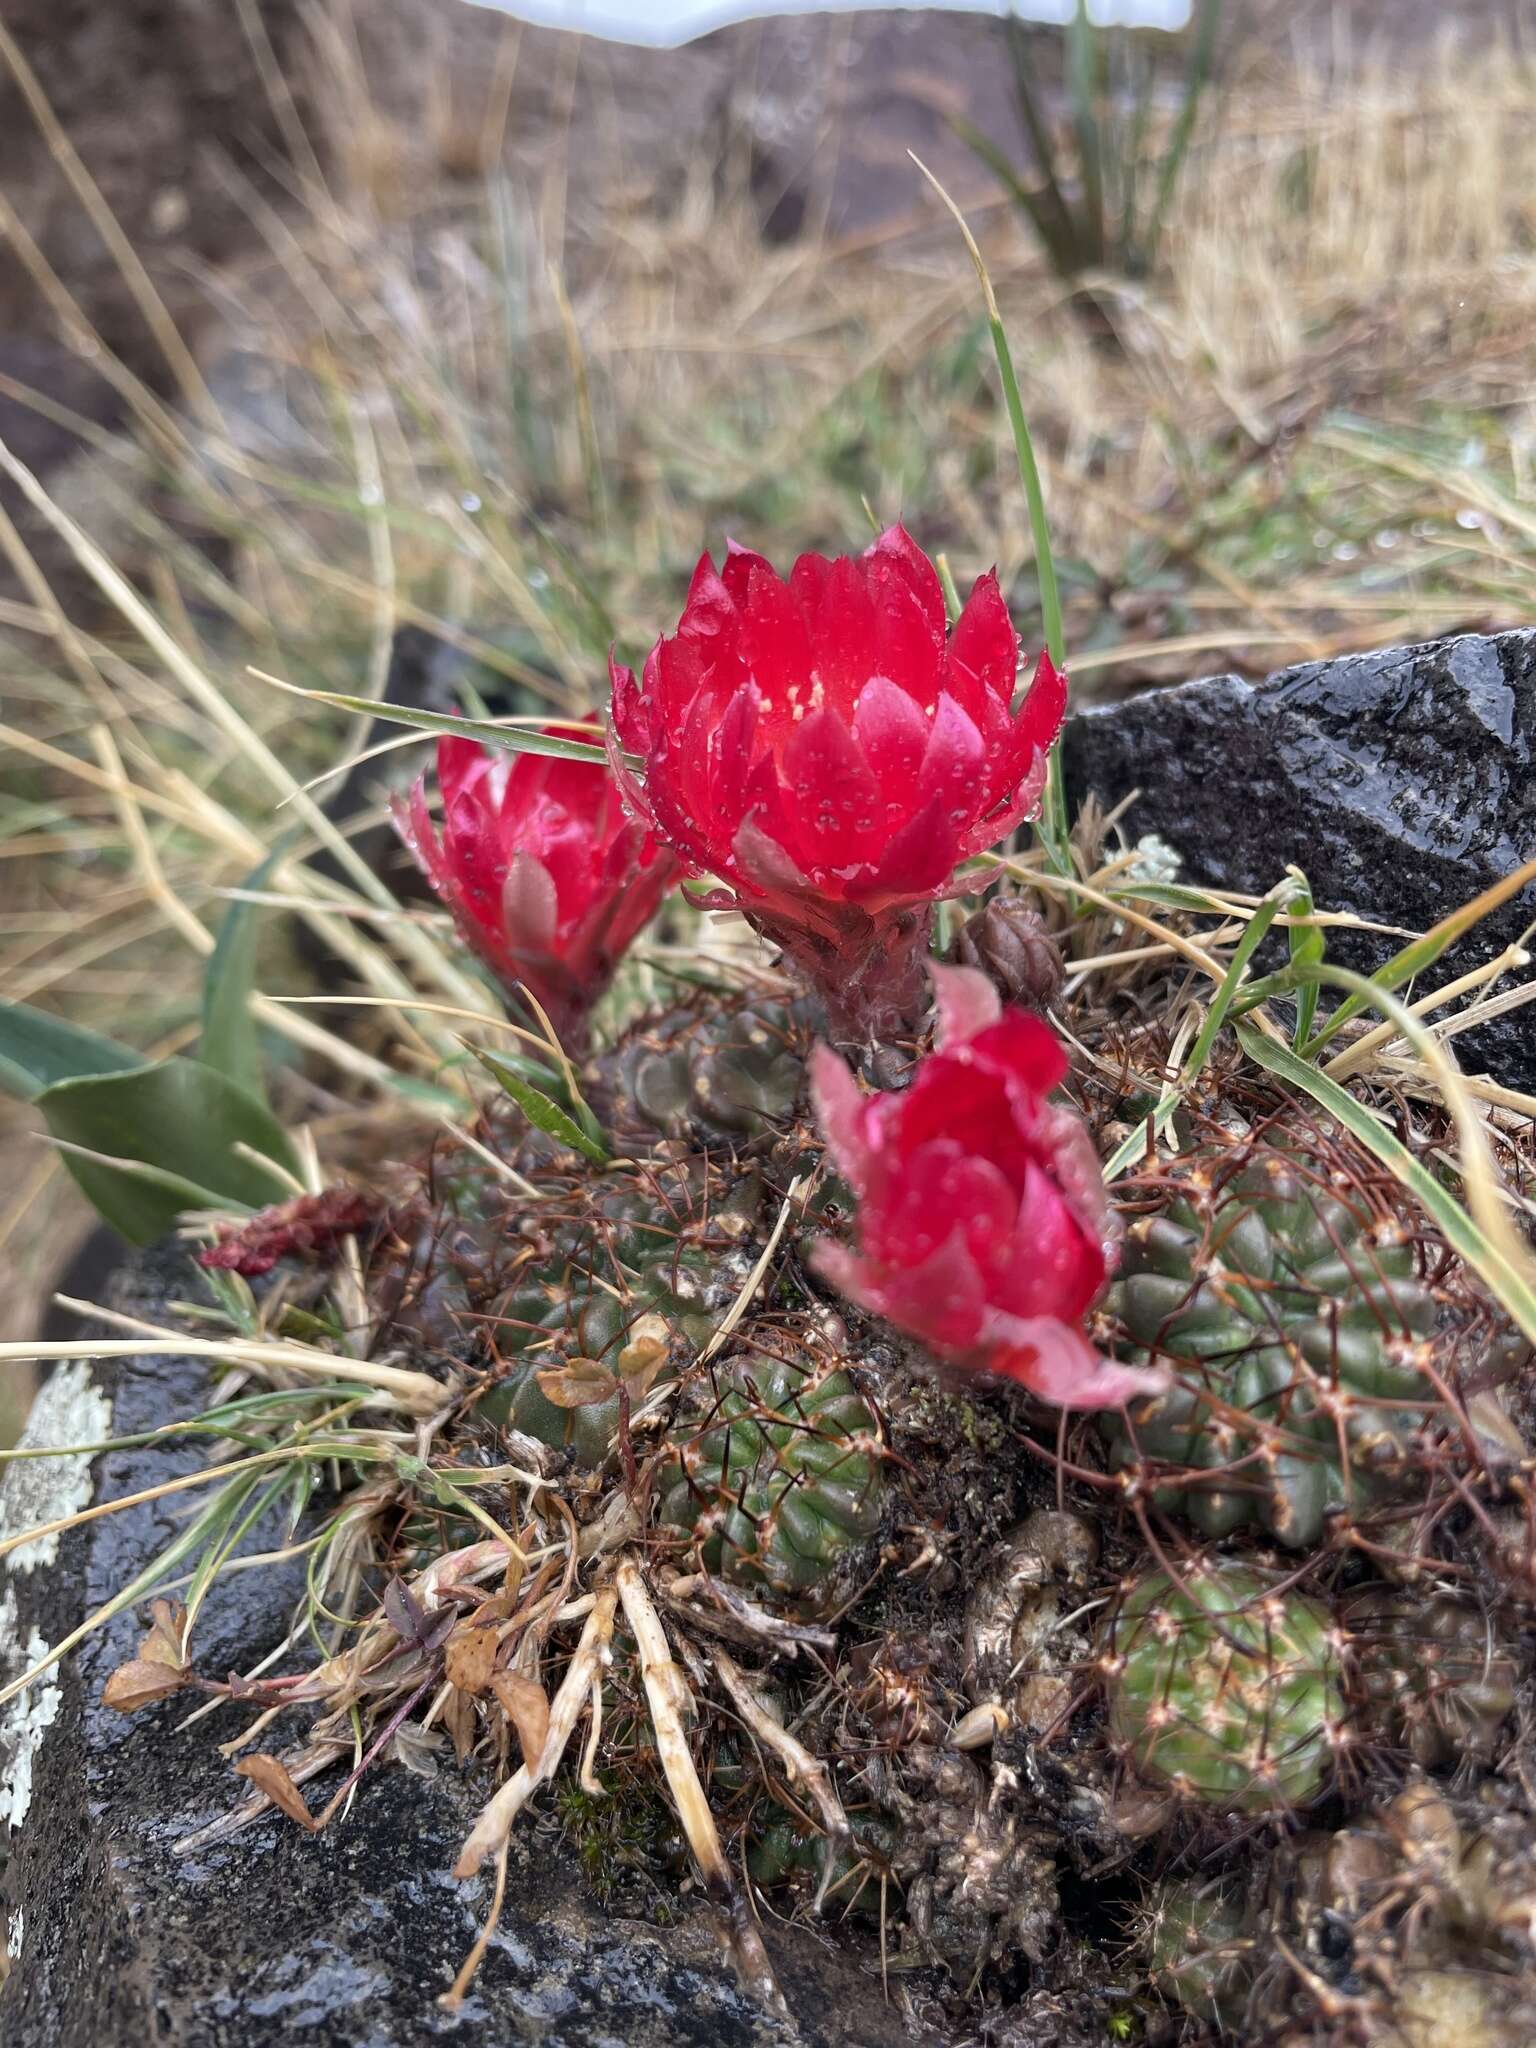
[1102, 1561, 1344, 1810]
[746, 1811, 894, 1915]
[1102, 1131, 1444, 1546]
[1142, 1879, 1254, 2028]
[1344, 1587, 1520, 1769]
[602, 997, 808, 1141]
[657, 1342, 885, 1603]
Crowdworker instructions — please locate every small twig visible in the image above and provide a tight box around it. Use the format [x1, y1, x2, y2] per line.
[713, 1649, 853, 1913]
[662, 1572, 836, 1660]
[455, 1584, 617, 1878]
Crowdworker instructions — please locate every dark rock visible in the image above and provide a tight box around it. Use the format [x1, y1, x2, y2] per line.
[0, 1248, 921, 2048]
[1062, 627, 1536, 1087]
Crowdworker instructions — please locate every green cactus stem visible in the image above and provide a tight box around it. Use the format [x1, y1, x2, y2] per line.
[1103, 1134, 1446, 1547]
[657, 1342, 885, 1604]
[1102, 1560, 1344, 1811]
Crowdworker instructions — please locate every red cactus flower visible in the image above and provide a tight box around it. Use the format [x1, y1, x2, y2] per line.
[607, 525, 1065, 1042]
[808, 964, 1166, 1410]
[395, 734, 676, 1047]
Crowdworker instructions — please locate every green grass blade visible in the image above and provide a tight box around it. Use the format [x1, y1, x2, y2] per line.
[1235, 1018, 1536, 1346]
[1284, 866, 1325, 1049]
[1100, 876, 1297, 1179]
[909, 154, 1070, 876]
[1144, 0, 1222, 265]
[252, 675, 627, 769]
[1004, 13, 1080, 259]
[1301, 853, 1536, 1057]
[1066, 2, 1106, 269]
[467, 1043, 609, 1166]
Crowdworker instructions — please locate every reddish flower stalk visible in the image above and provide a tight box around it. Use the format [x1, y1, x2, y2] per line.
[394, 734, 676, 1051]
[808, 965, 1166, 1410]
[607, 525, 1065, 1043]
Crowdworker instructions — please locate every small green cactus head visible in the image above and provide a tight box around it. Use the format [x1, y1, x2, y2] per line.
[1102, 1124, 1463, 1548]
[657, 1337, 885, 1606]
[1344, 1586, 1520, 1769]
[1101, 1560, 1345, 1811]
[1141, 1878, 1253, 2028]
[612, 999, 808, 1140]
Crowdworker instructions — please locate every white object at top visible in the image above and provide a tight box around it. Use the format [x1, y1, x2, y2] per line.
[461, 2, 1194, 50]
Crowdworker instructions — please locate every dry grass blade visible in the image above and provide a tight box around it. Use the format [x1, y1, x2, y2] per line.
[454, 1583, 617, 1878]
[615, 1557, 788, 2018]
[713, 1648, 852, 1912]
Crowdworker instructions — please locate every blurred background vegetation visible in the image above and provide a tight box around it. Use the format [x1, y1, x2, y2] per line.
[2, 0, 1533, 1435]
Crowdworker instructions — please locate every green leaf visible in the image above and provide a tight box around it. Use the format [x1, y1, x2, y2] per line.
[34, 1058, 303, 1243]
[467, 1043, 609, 1166]
[255, 678, 633, 769]
[1284, 866, 1325, 1050]
[0, 1000, 146, 1102]
[201, 852, 280, 1102]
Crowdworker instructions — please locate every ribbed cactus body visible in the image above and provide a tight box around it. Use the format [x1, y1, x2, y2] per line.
[607, 998, 807, 1140]
[1104, 1139, 1440, 1546]
[1104, 1562, 1343, 1810]
[658, 1347, 885, 1601]
[1345, 1587, 1519, 1768]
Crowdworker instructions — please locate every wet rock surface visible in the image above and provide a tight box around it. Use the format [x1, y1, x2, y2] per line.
[0, 1249, 918, 2048]
[1063, 627, 1536, 1087]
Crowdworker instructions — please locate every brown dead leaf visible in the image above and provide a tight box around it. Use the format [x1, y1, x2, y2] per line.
[442, 1683, 478, 1764]
[141, 1597, 189, 1667]
[234, 1754, 322, 1832]
[535, 1357, 618, 1410]
[445, 1623, 500, 1697]
[616, 1314, 671, 1400]
[101, 1656, 190, 1713]
[492, 1670, 550, 1770]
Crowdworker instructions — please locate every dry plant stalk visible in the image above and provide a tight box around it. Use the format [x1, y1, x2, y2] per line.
[615, 1557, 788, 2018]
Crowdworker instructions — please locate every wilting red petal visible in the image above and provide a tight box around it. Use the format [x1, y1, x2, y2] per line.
[980, 1316, 1168, 1410]
[808, 1045, 874, 1199]
[931, 962, 1002, 1049]
[396, 734, 675, 1043]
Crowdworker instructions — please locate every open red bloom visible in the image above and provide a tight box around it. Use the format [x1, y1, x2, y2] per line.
[809, 965, 1165, 1410]
[395, 734, 676, 1046]
[608, 525, 1064, 1040]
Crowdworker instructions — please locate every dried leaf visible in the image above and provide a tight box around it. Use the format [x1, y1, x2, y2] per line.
[617, 1314, 671, 1400]
[139, 1596, 189, 1667]
[383, 1576, 428, 1647]
[492, 1671, 551, 1771]
[445, 1624, 500, 1697]
[102, 1656, 190, 1713]
[443, 1683, 478, 1764]
[535, 1358, 619, 1410]
[234, 1754, 321, 1832]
